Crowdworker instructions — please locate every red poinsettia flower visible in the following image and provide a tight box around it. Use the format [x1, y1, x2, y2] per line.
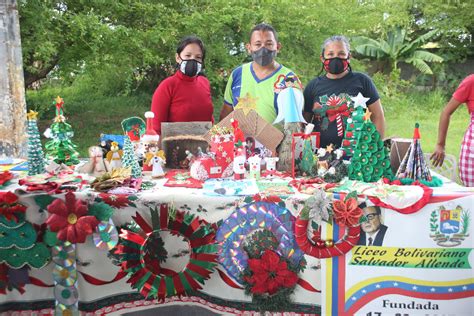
[46, 192, 99, 243]
[99, 193, 129, 208]
[244, 250, 298, 295]
[333, 197, 362, 227]
[0, 192, 26, 222]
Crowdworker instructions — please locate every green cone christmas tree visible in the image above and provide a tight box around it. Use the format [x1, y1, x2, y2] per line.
[122, 135, 142, 178]
[0, 199, 49, 270]
[26, 110, 45, 175]
[341, 93, 370, 158]
[348, 110, 392, 182]
[44, 97, 80, 166]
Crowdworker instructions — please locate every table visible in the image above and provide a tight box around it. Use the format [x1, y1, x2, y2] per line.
[0, 173, 473, 315]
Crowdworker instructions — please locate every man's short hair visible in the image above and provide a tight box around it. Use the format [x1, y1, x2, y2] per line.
[250, 23, 278, 42]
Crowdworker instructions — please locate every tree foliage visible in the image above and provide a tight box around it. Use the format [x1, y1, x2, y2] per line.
[354, 26, 444, 75]
[18, 0, 472, 96]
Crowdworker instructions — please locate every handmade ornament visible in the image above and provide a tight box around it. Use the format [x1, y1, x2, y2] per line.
[141, 111, 160, 173]
[233, 148, 246, 180]
[216, 202, 304, 283]
[341, 94, 368, 157]
[121, 135, 142, 179]
[396, 123, 432, 182]
[160, 122, 211, 169]
[77, 146, 110, 177]
[106, 142, 123, 170]
[295, 191, 362, 258]
[231, 118, 246, 149]
[323, 148, 349, 183]
[26, 110, 46, 175]
[263, 157, 279, 178]
[93, 221, 119, 251]
[52, 241, 79, 315]
[121, 116, 145, 142]
[90, 167, 132, 192]
[44, 96, 80, 166]
[149, 150, 166, 178]
[292, 124, 319, 177]
[275, 83, 306, 172]
[114, 205, 218, 299]
[164, 170, 203, 188]
[190, 126, 234, 180]
[0, 192, 49, 269]
[242, 248, 300, 312]
[205, 109, 283, 159]
[46, 192, 100, 243]
[349, 109, 392, 182]
[18, 170, 84, 193]
[235, 93, 258, 116]
[247, 155, 261, 180]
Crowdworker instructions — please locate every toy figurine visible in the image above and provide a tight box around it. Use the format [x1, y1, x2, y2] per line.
[264, 157, 279, 178]
[233, 148, 246, 180]
[78, 146, 110, 177]
[247, 155, 261, 180]
[141, 111, 160, 173]
[106, 142, 123, 170]
[149, 150, 166, 178]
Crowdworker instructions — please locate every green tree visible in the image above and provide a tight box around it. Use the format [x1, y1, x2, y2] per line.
[354, 26, 444, 75]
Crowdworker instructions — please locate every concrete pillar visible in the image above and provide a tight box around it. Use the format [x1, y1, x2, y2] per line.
[0, 0, 26, 157]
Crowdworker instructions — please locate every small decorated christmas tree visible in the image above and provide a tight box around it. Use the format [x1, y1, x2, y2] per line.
[26, 110, 45, 175]
[341, 93, 370, 158]
[349, 110, 392, 182]
[396, 123, 432, 181]
[122, 135, 142, 179]
[44, 97, 80, 166]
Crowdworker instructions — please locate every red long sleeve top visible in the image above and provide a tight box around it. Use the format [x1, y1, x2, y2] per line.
[150, 71, 214, 135]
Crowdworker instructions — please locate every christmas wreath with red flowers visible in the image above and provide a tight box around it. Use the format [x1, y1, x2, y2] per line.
[295, 190, 363, 258]
[113, 204, 218, 299]
[241, 229, 305, 312]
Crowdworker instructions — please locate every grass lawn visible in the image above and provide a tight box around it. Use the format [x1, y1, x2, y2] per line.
[28, 88, 469, 175]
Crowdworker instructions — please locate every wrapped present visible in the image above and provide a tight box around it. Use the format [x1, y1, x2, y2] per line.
[190, 155, 233, 180]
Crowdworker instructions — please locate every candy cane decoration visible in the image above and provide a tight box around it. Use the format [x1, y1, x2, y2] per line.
[336, 114, 344, 137]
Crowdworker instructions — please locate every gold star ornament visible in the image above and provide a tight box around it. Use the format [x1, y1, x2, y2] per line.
[235, 93, 258, 115]
[363, 109, 372, 121]
[27, 110, 39, 121]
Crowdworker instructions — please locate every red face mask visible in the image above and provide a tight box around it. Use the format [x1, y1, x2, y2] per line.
[323, 57, 349, 74]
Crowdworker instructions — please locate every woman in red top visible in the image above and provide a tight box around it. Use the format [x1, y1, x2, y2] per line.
[150, 36, 214, 135]
[431, 74, 474, 186]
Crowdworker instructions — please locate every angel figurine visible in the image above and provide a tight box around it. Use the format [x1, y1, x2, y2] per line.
[148, 150, 166, 178]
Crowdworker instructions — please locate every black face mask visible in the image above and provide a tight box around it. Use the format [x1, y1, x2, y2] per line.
[251, 47, 276, 66]
[179, 59, 202, 77]
[323, 57, 350, 75]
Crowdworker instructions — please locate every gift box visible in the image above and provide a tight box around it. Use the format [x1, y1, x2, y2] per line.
[190, 156, 233, 180]
[210, 134, 234, 170]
